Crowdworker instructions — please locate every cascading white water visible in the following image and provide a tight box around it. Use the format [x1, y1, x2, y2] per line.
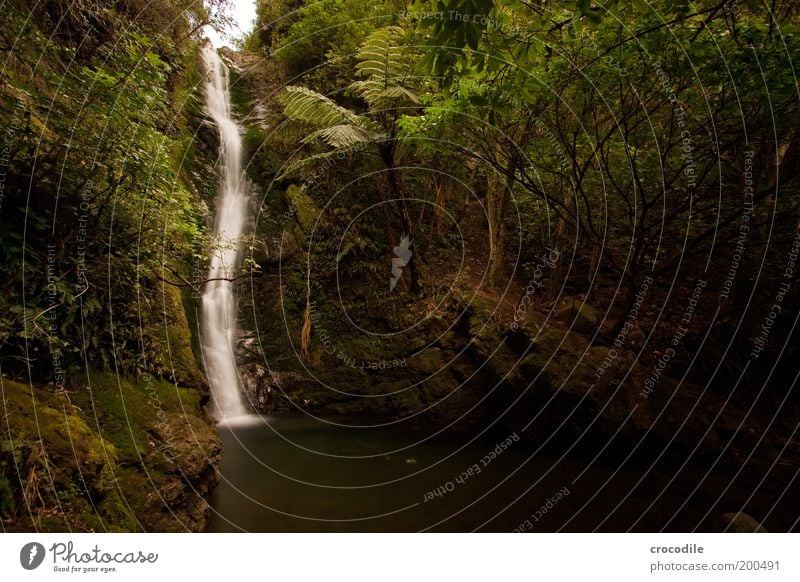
[200, 44, 249, 420]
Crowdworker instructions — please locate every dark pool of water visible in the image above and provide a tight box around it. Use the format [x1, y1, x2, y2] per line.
[208, 415, 776, 532]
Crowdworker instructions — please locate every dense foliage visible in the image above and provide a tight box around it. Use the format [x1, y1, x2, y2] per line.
[1, 0, 798, 532]
[0, 0, 224, 531]
[248, 0, 799, 400]
[0, 0, 220, 380]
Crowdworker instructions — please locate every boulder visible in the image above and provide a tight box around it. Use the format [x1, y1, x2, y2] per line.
[712, 512, 768, 532]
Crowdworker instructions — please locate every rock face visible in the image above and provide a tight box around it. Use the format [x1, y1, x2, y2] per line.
[236, 285, 752, 455]
[240, 362, 318, 415]
[713, 512, 768, 533]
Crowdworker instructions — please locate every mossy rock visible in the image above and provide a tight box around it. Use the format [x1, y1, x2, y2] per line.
[286, 184, 320, 239]
[1, 372, 219, 532]
[141, 284, 207, 390]
[0, 379, 133, 530]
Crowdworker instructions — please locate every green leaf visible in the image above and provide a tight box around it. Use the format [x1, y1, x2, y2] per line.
[465, 23, 480, 51]
[278, 85, 366, 129]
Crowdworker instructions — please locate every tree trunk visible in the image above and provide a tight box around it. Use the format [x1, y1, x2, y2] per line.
[434, 175, 447, 236]
[390, 171, 420, 292]
[546, 177, 573, 297]
[382, 147, 420, 292]
[487, 156, 516, 289]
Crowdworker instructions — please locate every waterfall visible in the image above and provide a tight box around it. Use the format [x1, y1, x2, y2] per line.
[200, 44, 249, 420]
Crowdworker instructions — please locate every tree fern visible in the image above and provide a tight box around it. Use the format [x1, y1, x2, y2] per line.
[377, 86, 420, 104]
[275, 25, 426, 350]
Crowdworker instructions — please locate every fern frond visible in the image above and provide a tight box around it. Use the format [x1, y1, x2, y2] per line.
[303, 124, 385, 148]
[349, 78, 384, 106]
[349, 81, 421, 110]
[378, 86, 421, 104]
[278, 85, 364, 129]
[353, 26, 410, 106]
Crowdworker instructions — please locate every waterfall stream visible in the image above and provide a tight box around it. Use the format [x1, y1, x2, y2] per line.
[200, 44, 249, 420]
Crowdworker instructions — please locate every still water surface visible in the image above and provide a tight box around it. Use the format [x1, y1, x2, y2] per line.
[208, 415, 744, 532]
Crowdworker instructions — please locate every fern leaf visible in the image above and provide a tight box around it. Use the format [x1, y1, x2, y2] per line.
[353, 26, 410, 105]
[302, 124, 384, 148]
[379, 86, 421, 104]
[278, 85, 364, 129]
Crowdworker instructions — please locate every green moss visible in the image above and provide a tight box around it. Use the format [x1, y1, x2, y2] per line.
[227, 62, 252, 118]
[0, 379, 135, 530]
[286, 184, 320, 235]
[0, 370, 217, 531]
[96, 490, 138, 532]
[180, 286, 205, 379]
[139, 284, 206, 390]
